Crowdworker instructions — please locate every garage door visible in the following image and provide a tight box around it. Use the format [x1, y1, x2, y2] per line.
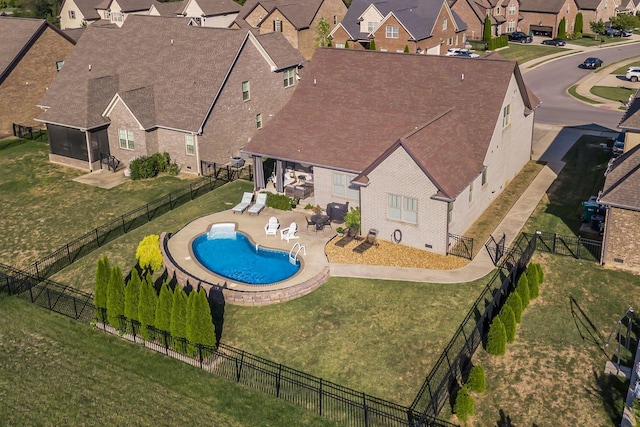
[530, 25, 553, 37]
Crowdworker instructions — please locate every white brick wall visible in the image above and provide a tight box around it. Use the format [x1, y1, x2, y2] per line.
[313, 166, 360, 209]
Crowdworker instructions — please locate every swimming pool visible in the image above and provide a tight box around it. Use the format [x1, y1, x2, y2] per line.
[191, 232, 300, 285]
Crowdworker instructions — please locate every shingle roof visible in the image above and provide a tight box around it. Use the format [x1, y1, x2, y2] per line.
[62, 27, 86, 41]
[574, 0, 601, 10]
[65, 0, 103, 20]
[118, 0, 157, 12]
[339, 0, 465, 42]
[237, 0, 323, 30]
[619, 89, 640, 130]
[242, 48, 537, 200]
[38, 16, 301, 131]
[519, 0, 567, 13]
[255, 31, 305, 69]
[193, 0, 241, 16]
[0, 17, 75, 84]
[152, 0, 184, 16]
[598, 144, 640, 210]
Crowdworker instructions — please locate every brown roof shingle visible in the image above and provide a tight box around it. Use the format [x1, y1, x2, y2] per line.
[237, 0, 323, 29]
[619, 89, 640, 130]
[598, 144, 640, 210]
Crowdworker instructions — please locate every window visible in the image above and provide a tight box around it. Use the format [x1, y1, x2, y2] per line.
[566, 4, 570, 12]
[336, 43, 345, 48]
[55, 60, 64, 71]
[509, 5, 516, 14]
[112, 12, 122, 22]
[332, 172, 359, 199]
[386, 25, 398, 38]
[185, 135, 195, 156]
[502, 104, 511, 127]
[274, 19, 282, 32]
[442, 19, 447, 30]
[256, 113, 262, 129]
[333, 15, 337, 25]
[283, 69, 295, 88]
[242, 81, 250, 101]
[448, 37, 453, 45]
[482, 168, 487, 186]
[469, 182, 474, 202]
[388, 194, 417, 224]
[367, 21, 378, 32]
[507, 20, 515, 32]
[118, 129, 134, 150]
[69, 10, 76, 19]
[105, 10, 110, 19]
[495, 7, 500, 15]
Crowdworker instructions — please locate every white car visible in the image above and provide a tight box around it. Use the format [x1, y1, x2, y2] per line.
[445, 48, 479, 58]
[627, 67, 640, 82]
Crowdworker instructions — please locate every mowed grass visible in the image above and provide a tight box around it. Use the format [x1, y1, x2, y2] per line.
[0, 295, 336, 427]
[497, 43, 570, 65]
[469, 253, 638, 426]
[0, 139, 198, 267]
[591, 85, 637, 104]
[524, 134, 611, 235]
[612, 59, 640, 74]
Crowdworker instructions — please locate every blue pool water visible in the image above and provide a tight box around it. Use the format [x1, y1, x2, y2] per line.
[192, 232, 300, 285]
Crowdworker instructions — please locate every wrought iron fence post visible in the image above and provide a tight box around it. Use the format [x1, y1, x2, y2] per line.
[95, 228, 100, 248]
[198, 344, 203, 369]
[319, 378, 323, 416]
[362, 392, 369, 427]
[276, 364, 282, 398]
[552, 233, 557, 253]
[122, 216, 126, 234]
[577, 236, 582, 259]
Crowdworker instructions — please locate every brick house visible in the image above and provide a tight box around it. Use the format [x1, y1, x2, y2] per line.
[232, 0, 347, 60]
[449, 0, 523, 39]
[0, 17, 76, 138]
[575, 0, 620, 27]
[36, 16, 304, 174]
[519, 0, 580, 37]
[241, 48, 540, 254]
[330, 0, 468, 55]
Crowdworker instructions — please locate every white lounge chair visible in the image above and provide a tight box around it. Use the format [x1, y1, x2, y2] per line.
[280, 222, 299, 242]
[264, 216, 279, 235]
[248, 193, 268, 215]
[232, 192, 253, 214]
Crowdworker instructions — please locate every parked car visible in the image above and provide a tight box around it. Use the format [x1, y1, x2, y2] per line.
[542, 38, 566, 46]
[453, 50, 480, 58]
[604, 27, 622, 37]
[580, 57, 603, 69]
[627, 67, 640, 82]
[622, 29, 633, 37]
[613, 130, 626, 156]
[507, 31, 532, 43]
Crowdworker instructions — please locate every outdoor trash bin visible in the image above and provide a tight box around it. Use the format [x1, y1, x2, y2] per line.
[582, 201, 599, 222]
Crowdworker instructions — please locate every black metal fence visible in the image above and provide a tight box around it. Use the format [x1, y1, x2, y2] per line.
[410, 234, 537, 423]
[12, 123, 47, 141]
[447, 233, 474, 260]
[20, 165, 252, 280]
[521, 231, 602, 262]
[484, 233, 506, 266]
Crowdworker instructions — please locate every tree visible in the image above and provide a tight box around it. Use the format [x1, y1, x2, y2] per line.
[314, 17, 330, 47]
[193, 288, 216, 348]
[526, 264, 539, 299]
[136, 234, 163, 273]
[500, 304, 517, 342]
[138, 273, 158, 340]
[94, 257, 110, 322]
[558, 17, 567, 39]
[344, 40, 349, 48]
[403, 44, 409, 53]
[575, 13, 583, 34]
[507, 292, 523, 323]
[155, 282, 173, 333]
[106, 266, 125, 328]
[483, 15, 492, 42]
[170, 286, 188, 351]
[467, 366, 486, 393]
[486, 316, 507, 356]
[124, 269, 141, 323]
[535, 262, 544, 284]
[185, 289, 199, 354]
[369, 38, 376, 51]
[590, 19, 605, 38]
[516, 273, 530, 309]
[454, 385, 474, 422]
[611, 13, 639, 31]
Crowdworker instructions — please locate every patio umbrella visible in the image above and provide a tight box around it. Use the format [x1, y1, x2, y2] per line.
[253, 156, 265, 190]
[276, 160, 284, 193]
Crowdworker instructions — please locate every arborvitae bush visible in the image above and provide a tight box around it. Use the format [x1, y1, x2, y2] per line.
[94, 257, 110, 322]
[467, 366, 486, 393]
[138, 273, 158, 340]
[170, 286, 188, 346]
[369, 39, 376, 50]
[526, 264, 540, 299]
[106, 266, 125, 328]
[483, 15, 491, 41]
[486, 316, 506, 356]
[454, 385, 474, 422]
[535, 262, 544, 284]
[155, 282, 173, 333]
[344, 40, 349, 48]
[516, 273, 530, 308]
[186, 289, 199, 355]
[136, 234, 162, 272]
[124, 269, 141, 323]
[193, 288, 216, 348]
[500, 304, 517, 342]
[507, 292, 523, 323]
[404, 44, 409, 53]
[575, 12, 583, 34]
[558, 17, 567, 39]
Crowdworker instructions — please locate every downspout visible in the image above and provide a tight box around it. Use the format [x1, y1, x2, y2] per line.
[600, 206, 610, 265]
[85, 130, 93, 172]
[195, 134, 201, 175]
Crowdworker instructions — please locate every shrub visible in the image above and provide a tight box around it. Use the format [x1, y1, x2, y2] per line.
[526, 264, 539, 299]
[369, 38, 376, 50]
[124, 269, 141, 323]
[138, 273, 158, 340]
[136, 234, 163, 272]
[129, 151, 171, 180]
[467, 366, 486, 393]
[344, 206, 361, 233]
[516, 273, 530, 308]
[345, 40, 349, 48]
[170, 286, 188, 343]
[486, 316, 506, 356]
[155, 282, 173, 333]
[507, 292, 523, 323]
[266, 192, 293, 210]
[404, 44, 409, 53]
[483, 15, 491, 41]
[166, 161, 180, 176]
[500, 304, 517, 342]
[94, 256, 110, 322]
[558, 17, 567, 39]
[535, 262, 544, 284]
[575, 12, 583, 34]
[454, 385, 474, 422]
[106, 265, 125, 328]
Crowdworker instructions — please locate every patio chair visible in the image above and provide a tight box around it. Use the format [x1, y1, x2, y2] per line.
[232, 192, 253, 214]
[248, 193, 268, 215]
[335, 225, 359, 247]
[264, 216, 279, 236]
[305, 216, 315, 230]
[280, 222, 299, 242]
[352, 229, 379, 254]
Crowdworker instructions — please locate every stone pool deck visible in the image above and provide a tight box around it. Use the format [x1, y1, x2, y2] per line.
[162, 207, 334, 306]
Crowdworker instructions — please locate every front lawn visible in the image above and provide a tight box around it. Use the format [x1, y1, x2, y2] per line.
[612, 60, 640, 75]
[495, 43, 570, 65]
[591, 85, 636, 104]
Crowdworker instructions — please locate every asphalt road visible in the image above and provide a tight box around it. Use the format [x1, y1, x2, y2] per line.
[522, 43, 640, 130]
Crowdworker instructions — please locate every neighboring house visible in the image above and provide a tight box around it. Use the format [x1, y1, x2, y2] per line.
[177, 0, 240, 27]
[0, 17, 76, 138]
[95, 0, 157, 27]
[330, 0, 467, 55]
[59, 0, 103, 29]
[519, 0, 580, 37]
[575, 0, 619, 27]
[36, 15, 304, 174]
[148, 1, 185, 17]
[241, 48, 540, 254]
[449, 0, 523, 39]
[618, 0, 639, 14]
[232, 0, 347, 60]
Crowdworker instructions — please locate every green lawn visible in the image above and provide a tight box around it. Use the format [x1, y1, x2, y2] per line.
[0, 139, 199, 267]
[568, 33, 630, 47]
[523, 134, 611, 235]
[591, 85, 636, 104]
[0, 295, 335, 427]
[568, 84, 602, 104]
[612, 59, 640, 74]
[496, 43, 570, 65]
